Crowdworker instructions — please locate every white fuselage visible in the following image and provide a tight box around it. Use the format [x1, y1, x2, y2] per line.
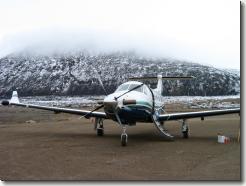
[103, 81, 164, 124]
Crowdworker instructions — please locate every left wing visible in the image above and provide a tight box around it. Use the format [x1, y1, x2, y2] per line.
[1, 91, 108, 119]
[157, 108, 240, 121]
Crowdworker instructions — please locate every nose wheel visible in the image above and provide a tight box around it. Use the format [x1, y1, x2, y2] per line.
[121, 126, 128, 146]
[97, 128, 104, 136]
[115, 112, 128, 146]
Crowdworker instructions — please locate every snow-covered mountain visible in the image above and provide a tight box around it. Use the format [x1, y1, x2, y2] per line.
[0, 51, 240, 97]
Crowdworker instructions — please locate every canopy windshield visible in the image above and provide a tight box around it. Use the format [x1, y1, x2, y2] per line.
[115, 83, 143, 92]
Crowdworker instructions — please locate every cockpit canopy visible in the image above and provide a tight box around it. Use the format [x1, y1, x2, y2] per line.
[115, 82, 143, 93]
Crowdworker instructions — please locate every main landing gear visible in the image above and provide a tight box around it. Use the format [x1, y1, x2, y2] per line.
[94, 118, 104, 136]
[182, 119, 189, 138]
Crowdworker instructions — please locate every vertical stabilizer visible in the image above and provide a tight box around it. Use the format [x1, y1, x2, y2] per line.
[10, 91, 20, 104]
[156, 74, 163, 94]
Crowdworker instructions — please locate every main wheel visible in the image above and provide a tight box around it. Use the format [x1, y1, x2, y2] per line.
[182, 130, 189, 138]
[121, 134, 128, 146]
[97, 128, 104, 136]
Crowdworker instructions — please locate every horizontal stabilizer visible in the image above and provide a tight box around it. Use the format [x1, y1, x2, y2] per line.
[129, 76, 195, 81]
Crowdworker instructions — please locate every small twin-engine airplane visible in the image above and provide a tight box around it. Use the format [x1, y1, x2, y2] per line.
[1, 75, 240, 146]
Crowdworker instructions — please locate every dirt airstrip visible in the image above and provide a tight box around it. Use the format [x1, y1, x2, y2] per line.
[0, 106, 241, 180]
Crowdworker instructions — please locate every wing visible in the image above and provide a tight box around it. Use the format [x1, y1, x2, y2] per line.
[2, 91, 108, 119]
[158, 108, 240, 121]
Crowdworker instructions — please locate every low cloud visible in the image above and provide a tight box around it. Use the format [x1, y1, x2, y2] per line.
[0, 26, 240, 70]
[0, 27, 173, 58]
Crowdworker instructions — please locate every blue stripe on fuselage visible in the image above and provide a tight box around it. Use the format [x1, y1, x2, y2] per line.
[116, 104, 152, 123]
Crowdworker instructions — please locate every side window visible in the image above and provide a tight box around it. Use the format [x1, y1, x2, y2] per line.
[143, 85, 149, 95]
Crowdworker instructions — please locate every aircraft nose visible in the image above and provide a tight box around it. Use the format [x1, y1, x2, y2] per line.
[103, 93, 138, 115]
[103, 100, 117, 108]
[103, 100, 118, 114]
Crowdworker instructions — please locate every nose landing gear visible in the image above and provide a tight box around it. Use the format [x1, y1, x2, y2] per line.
[121, 126, 128, 146]
[115, 112, 128, 146]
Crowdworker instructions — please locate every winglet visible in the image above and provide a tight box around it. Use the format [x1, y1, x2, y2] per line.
[9, 91, 20, 104]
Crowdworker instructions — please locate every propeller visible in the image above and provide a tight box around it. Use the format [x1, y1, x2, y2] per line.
[83, 104, 105, 119]
[93, 67, 108, 95]
[83, 83, 144, 118]
[82, 68, 108, 119]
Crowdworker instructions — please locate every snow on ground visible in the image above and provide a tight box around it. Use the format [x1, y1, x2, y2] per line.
[163, 95, 240, 109]
[163, 95, 240, 103]
[19, 96, 105, 108]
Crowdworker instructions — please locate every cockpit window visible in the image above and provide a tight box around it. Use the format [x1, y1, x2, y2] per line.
[128, 84, 143, 93]
[115, 84, 130, 92]
[115, 83, 143, 93]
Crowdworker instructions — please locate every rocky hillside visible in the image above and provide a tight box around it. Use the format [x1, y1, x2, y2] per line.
[0, 51, 240, 97]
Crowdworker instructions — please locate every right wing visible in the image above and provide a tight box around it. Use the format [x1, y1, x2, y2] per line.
[157, 108, 240, 121]
[1, 91, 108, 119]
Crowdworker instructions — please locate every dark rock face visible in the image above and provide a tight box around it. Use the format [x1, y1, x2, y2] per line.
[0, 52, 240, 97]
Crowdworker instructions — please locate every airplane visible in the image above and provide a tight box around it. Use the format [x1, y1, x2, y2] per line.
[1, 75, 240, 146]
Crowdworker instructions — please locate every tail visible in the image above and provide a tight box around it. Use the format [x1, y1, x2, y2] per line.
[129, 75, 195, 94]
[156, 74, 163, 94]
[1, 91, 20, 106]
[10, 91, 20, 104]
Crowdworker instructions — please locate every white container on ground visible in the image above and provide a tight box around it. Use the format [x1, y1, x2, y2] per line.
[218, 134, 230, 144]
[218, 135, 225, 143]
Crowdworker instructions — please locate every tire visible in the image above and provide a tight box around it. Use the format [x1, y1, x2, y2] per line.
[121, 134, 127, 146]
[183, 130, 189, 138]
[97, 128, 104, 136]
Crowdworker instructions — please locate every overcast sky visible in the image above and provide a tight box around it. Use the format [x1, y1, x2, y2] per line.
[0, 0, 240, 69]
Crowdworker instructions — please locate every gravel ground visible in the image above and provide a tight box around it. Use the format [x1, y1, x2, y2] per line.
[0, 106, 241, 181]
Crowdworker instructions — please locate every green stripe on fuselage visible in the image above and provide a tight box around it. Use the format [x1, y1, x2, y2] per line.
[136, 101, 153, 108]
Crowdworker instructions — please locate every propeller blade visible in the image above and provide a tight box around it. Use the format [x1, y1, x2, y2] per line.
[83, 104, 104, 119]
[93, 68, 108, 95]
[115, 83, 144, 100]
